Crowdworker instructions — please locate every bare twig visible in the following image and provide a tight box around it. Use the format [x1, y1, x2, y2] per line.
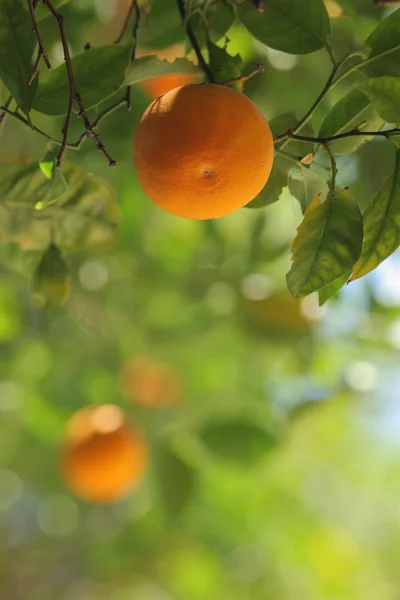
[176, 0, 214, 83]
[273, 127, 400, 145]
[0, 96, 12, 134]
[27, 0, 51, 84]
[114, 0, 135, 44]
[222, 64, 264, 87]
[126, 0, 141, 109]
[39, 0, 115, 167]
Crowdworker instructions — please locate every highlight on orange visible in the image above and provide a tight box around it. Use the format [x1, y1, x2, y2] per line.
[118, 355, 183, 408]
[137, 44, 198, 100]
[61, 404, 148, 503]
[133, 83, 274, 220]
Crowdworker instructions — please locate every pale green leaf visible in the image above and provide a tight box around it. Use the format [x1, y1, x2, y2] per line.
[350, 150, 400, 281]
[318, 270, 351, 305]
[365, 8, 400, 77]
[359, 77, 400, 124]
[287, 189, 363, 298]
[125, 56, 200, 86]
[246, 155, 292, 208]
[200, 421, 276, 464]
[288, 166, 329, 213]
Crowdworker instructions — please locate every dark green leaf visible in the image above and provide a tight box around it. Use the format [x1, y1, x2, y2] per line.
[288, 165, 329, 213]
[237, 0, 331, 55]
[0, 162, 120, 253]
[287, 188, 363, 298]
[207, 0, 236, 43]
[358, 77, 400, 124]
[125, 56, 200, 86]
[0, 0, 38, 113]
[365, 8, 400, 77]
[207, 41, 243, 88]
[154, 443, 196, 521]
[34, 44, 131, 116]
[318, 271, 351, 305]
[246, 155, 292, 208]
[140, 0, 184, 49]
[319, 88, 383, 154]
[36, 0, 69, 21]
[350, 150, 400, 281]
[32, 244, 71, 307]
[200, 421, 276, 464]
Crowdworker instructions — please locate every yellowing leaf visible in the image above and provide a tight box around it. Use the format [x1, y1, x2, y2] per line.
[325, 0, 346, 17]
[350, 150, 400, 281]
[287, 189, 363, 298]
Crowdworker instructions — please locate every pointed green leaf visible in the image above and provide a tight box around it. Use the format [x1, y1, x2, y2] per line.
[365, 8, 400, 77]
[350, 150, 400, 281]
[288, 166, 329, 213]
[318, 270, 351, 305]
[207, 41, 243, 88]
[246, 154, 292, 208]
[287, 189, 363, 298]
[237, 0, 331, 55]
[34, 44, 132, 115]
[0, 0, 38, 113]
[200, 421, 276, 464]
[125, 56, 200, 86]
[207, 0, 236, 43]
[154, 443, 196, 521]
[319, 88, 384, 154]
[358, 77, 400, 124]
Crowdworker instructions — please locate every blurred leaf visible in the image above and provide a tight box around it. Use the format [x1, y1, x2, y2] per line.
[207, 41, 243, 88]
[365, 8, 400, 77]
[200, 421, 276, 464]
[287, 189, 363, 298]
[37, 0, 69, 20]
[325, 0, 346, 17]
[140, 0, 184, 49]
[319, 88, 383, 154]
[33, 44, 132, 115]
[0, 162, 120, 253]
[350, 149, 400, 281]
[318, 270, 351, 305]
[359, 77, 400, 123]
[272, 112, 315, 157]
[125, 56, 200, 86]
[288, 165, 329, 213]
[0, 0, 38, 114]
[32, 244, 71, 306]
[207, 0, 236, 43]
[246, 154, 292, 208]
[237, 0, 331, 55]
[154, 443, 196, 521]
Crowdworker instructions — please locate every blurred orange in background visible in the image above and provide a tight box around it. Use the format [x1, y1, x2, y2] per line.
[119, 355, 183, 408]
[61, 404, 148, 503]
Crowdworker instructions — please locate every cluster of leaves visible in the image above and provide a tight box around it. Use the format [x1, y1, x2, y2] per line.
[2, 0, 400, 306]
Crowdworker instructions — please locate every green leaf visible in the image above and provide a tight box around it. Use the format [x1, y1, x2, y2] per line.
[358, 77, 400, 124]
[33, 44, 131, 116]
[200, 421, 276, 464]
[125, 56, 200, 86]
[272, 112, 315, 157]
[207, 41, 243, 88]
[287, 188, 363, 298]
[36, 0, 69, 21]
[246, 155, 292, 208]
[350, 150, 400, 282]
[237, 0, 331, 55]
[288, 165, 330, 213]
[139, 0, 184, 49]
[0, 0, 38, 114]
[365, 8, 400, 77]
[319, 88, 384, 154]
[318, 271, 351, 305]
[0, 162, 120, 253]
[32, 244, 71, 307]
[207, 0, 236, 43]
[154, 443, 196, 521]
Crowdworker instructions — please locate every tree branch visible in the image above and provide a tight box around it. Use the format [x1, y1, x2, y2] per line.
[39, 0, 115, 167]
[222, 64, 264, 87]
[274, 127, 400, 145]
[0, 96, 12, 134]
[114, 0, 135, 44]
[27, 0, 51, 84]
[176, 0, 214, 83]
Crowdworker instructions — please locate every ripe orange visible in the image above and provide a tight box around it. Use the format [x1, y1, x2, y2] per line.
[61, 404, 148, 503]
[141, 73, 196, 100]
[133, 84, 274, 219]
[119, 355, 183, 408]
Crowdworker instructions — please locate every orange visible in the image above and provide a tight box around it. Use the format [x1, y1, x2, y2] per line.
[61, 404, 148, 503]
[141, 73, 196, 100]
[133, 84, 274, 219]
[119, 355, 183, 408]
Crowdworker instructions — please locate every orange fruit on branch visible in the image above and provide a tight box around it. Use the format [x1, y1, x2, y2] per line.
[133, 83, 274, 219]
[61, 404, 148, 503]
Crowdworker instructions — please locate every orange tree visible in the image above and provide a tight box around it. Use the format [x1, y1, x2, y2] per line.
[1, 0, 400, 304]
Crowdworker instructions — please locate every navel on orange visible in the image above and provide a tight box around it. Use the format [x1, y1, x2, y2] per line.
[61, 404, 148, 503]
[133, 83, 274, 220]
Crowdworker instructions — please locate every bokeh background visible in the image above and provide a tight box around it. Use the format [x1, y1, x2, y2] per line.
[2, 1, 400, 599]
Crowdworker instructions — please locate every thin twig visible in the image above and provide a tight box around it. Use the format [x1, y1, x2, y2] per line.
[126, 0, 141, 110]
[40, 0, 115, 167]
[222, 64, 264, 86]
[323, 143, 337, 195]
[0, 96, 12, 134]
[27, 0, 51, 84]
[274, 127, 400, 145]
[176, 0, 214, 83]
[114, 0, 135, 44]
